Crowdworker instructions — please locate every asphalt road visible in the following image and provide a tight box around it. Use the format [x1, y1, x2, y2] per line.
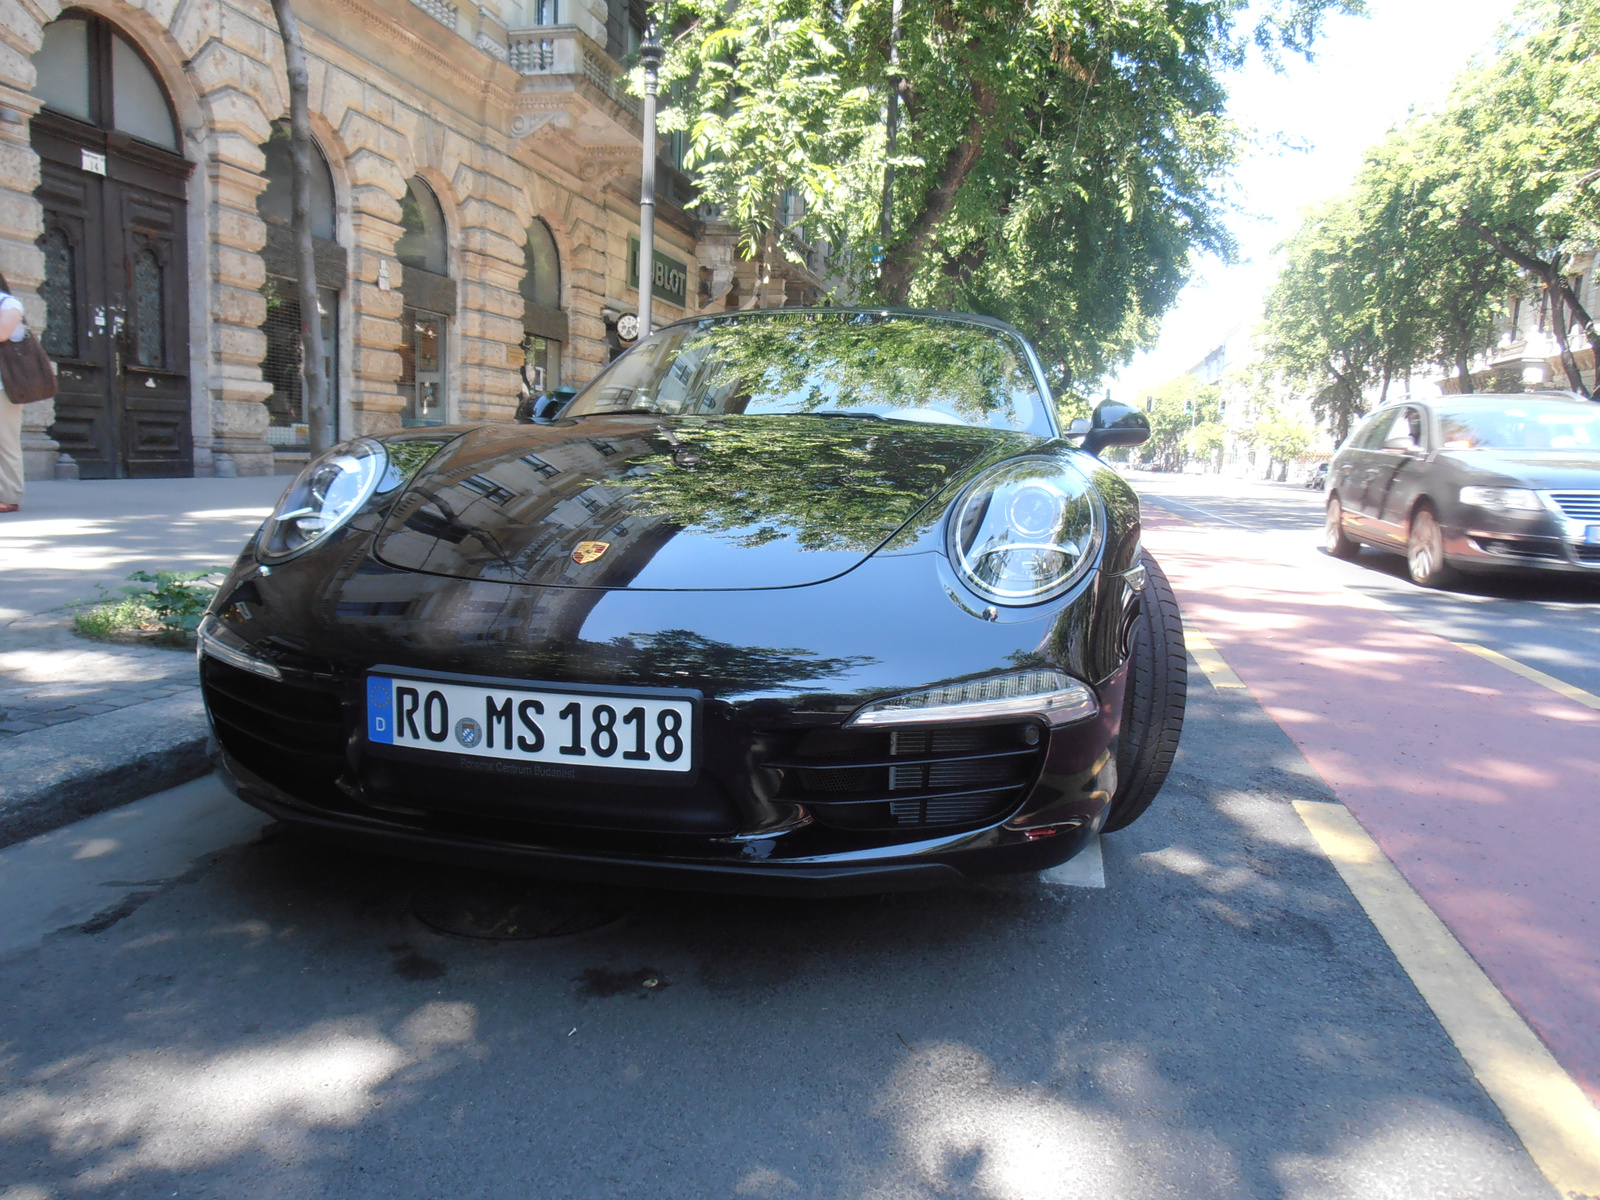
[0, 505, 1562, 1198]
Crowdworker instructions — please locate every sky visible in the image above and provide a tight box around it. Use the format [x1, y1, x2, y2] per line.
[1107, 0, 1521, 404]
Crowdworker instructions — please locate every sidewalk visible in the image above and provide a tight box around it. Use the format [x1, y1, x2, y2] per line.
[0, 477, 285, 843]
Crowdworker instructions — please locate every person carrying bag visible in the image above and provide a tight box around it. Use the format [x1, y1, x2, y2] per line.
[0, 270, 57, 514]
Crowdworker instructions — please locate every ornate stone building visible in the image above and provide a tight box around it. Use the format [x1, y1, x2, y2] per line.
[0, 0, 822, 479]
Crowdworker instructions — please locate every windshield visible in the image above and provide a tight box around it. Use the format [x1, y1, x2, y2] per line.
[1438, 403, 1600, 451]
[565, 311, 1054, 434]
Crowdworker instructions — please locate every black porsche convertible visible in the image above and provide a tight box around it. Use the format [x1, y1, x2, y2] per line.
[199, 309, 1186, 894]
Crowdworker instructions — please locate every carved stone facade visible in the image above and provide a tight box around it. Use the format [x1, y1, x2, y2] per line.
[0, 0, 800, 479]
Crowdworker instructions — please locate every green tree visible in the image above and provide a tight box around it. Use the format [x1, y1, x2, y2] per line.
[1132, 376, 1220, 470]
[1428, 0, 1600, 393]
[1247, 405, 1313, 477]
[657, 0, 1359, 389]
[1258, 198, 1379, 442]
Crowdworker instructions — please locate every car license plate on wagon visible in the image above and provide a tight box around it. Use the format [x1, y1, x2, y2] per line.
[1587, 525, 1600, 545]
[365, 675, 695, 773]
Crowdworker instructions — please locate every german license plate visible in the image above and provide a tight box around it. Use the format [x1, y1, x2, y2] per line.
[1587, 525, 1600, 545]
[365, 675, 694, 773]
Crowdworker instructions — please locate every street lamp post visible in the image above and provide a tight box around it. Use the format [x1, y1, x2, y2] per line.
[636, 24, 663, 337]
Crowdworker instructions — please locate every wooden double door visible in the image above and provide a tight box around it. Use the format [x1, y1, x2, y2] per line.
[32, 111, 193, 477]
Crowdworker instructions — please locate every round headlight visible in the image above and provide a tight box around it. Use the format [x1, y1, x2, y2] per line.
[946, 457, 1103, 605]
[259, 439, 389, 560]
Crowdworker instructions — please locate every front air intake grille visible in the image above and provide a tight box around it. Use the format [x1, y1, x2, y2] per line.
[770, 723, 1044, 831]
[201, 657, 347, 805]
[1549, 491, 1600, 521]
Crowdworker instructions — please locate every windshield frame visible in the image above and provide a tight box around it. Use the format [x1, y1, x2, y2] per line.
[565, 308, 1060, 438]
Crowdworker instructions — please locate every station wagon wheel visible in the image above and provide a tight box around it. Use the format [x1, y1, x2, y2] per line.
[1103, 552, 1188, 833]
[1406, 504, 1455, 588]
[1324, 495, 1359, 559]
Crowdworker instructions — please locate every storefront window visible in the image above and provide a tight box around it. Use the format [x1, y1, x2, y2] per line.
[521, 333, 560, 393]
[401, 307, 447, 426]
[262, 282, 338, 446]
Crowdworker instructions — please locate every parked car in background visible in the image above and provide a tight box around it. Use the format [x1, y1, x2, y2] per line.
[1305, 462, 1328, 490]
[199, 309, 1186, 894]
[1324, 392, 1600, 586]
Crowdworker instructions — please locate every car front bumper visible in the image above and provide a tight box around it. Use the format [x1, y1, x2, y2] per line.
[1447, 527, 1600, 574]
[213, 729, 1111, 895]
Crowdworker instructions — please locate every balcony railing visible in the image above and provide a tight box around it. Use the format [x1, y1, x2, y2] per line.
[507, 25, 639, 116]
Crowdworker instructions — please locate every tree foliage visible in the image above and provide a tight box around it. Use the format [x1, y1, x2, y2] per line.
[1128, 375, 1221, 470]
[1261, 0, 1600, 414]
[656, 0, 1359, 390]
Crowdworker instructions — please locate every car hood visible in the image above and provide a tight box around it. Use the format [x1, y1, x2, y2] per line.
[1446, 449, 1600, 490]
[371, 415, 1020, 589]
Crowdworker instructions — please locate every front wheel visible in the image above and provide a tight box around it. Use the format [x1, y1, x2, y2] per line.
[1103, 552, 1187, 833]
[1325, 496, 1360, 559]
[1406, 505, 1455, 588]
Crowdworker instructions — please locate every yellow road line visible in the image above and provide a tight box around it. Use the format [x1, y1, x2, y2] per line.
[1452, 642, 1600, 712]
[1183, 625, 1248, 690]
[1295, 800, 1600, 1196]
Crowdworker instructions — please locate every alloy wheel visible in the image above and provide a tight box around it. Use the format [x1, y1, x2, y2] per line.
[1407, 508, 1447, 586]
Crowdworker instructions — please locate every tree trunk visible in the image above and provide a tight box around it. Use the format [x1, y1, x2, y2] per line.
[1458, 218, 1590, 396]
[1546, 275, 1588, 394]
[270, 0, 332, 454]
[876, 79, 996, 304]
[1455, 351, 1474, 393]
[1555, 275, 1600, 398]
[877, 0, 901, 251]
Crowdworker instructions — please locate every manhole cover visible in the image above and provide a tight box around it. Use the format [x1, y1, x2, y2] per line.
[411, 873, 633, 940]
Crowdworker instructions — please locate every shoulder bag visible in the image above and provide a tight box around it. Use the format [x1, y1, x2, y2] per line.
[0, 295, 58, 405]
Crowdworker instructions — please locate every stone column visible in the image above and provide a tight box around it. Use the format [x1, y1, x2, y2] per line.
[204, 142, 275, 476]
[0, 11, 61, 481]
[561, 193, 610, 385]
[343, 150, 407, 437]
[452, 151, 525, 423]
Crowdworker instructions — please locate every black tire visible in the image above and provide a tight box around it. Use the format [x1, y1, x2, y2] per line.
[1325, 494, 1360, 559]
[1103, 552, 1188, 833]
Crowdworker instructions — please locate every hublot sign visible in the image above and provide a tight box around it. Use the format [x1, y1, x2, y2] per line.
[628, 237, 689, 309]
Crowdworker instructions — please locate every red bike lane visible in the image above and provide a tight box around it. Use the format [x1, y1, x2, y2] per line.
[1142, 511, 1600, 1107]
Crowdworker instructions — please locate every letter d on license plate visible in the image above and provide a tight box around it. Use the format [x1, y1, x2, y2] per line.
[366, 675, 694, 773]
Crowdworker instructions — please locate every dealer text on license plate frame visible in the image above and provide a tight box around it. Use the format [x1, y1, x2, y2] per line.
[365, 669, 698, 779]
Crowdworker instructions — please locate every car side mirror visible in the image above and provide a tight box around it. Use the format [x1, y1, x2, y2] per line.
[1081, 400, 1151, 457]
[1382, 433, 1420, 453]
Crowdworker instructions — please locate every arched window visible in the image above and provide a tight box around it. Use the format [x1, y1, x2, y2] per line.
[258, 122, 336, 241]
[257, 122, 344, 455]
[33, 15, 178, 151]
[521, 219, 561, 311]
[396, 178, 448, 276]
[520, 219, 566, 394]
[397, 178, 453, 426]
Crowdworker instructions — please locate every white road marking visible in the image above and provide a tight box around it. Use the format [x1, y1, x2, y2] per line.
[1143, 495, 1254, 528]
[0, 774, 267, 956]
[1039, 835, 1105, 888]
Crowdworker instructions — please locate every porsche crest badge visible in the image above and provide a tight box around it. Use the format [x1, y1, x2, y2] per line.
[572, 541, 611, 565]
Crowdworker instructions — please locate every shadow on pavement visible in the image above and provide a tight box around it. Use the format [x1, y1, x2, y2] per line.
[0, 680, 1552, 1199]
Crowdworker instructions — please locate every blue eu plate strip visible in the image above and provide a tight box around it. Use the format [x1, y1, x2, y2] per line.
[367, 675, 394, 744]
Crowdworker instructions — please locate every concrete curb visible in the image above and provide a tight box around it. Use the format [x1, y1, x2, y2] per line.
[0, 691, 210, 848]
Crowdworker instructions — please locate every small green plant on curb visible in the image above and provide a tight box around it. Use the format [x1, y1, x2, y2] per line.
[72, 569, 225, 646]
